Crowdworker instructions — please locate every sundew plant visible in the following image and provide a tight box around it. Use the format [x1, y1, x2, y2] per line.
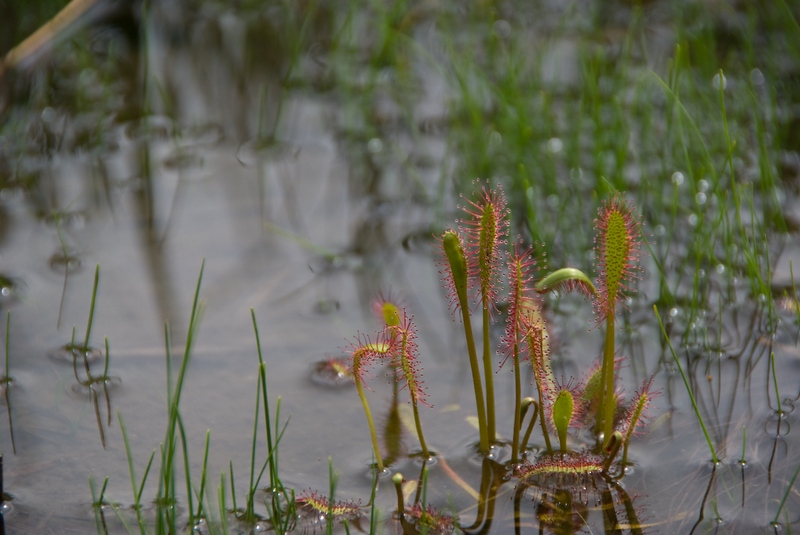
[289, 184, 659, 534]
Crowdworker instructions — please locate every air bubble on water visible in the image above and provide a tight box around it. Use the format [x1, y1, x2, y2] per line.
[367, 138, 383, 154]
[41, 107, 56, 123]
[671, 171, 684, 186]
[192, 518, 208, 533]
[492, 19, 511, 38]
[712, 72, 727, 90]
[695, 192, 707, 205]
[654, 224, 665, 236]
[310, 357, 353, 388]
[49, 252, 83, 274]
[547, 137, 563, 153]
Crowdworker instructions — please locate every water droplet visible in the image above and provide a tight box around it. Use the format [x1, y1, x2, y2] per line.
[546, 194, 559, 208]
[669, 307, 679, 317]
[71, 376, 122, 395]
[671, 171, 684, 185]
[192, 518, 208, 533]
[569, 167, 583, 180]
[712, 72, 727, 90]
[49, 343, 103, 364]
[492, 19, 511, 38]
[367, 138, 383, 154]
[697, 179, 709, 192]
[688, 214, 699, 226]
[654, 224, 665, 236]
[547, 137, 563, 153]
[488, 131, 502, 147]
[45, 210, 88, 230]
[41, 107, 57, 123]
[750, 68, 764, 86]
[310, 357, 352, 388]
[695, 192, 707, 205]
[48, 252, 83, 274]
[715, 264, 726, 274]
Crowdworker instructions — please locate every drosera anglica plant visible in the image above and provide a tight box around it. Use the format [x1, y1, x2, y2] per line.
[439, 181, 510, 453]
[459, 182, 510, 447]
[387, 309, 432, 459]
[347, 330, 394, 472]
[536, 194, 643, 446]
[335, 185, 657, 486]
[440, 228, 489, 452]
[500, 243, 546, 462]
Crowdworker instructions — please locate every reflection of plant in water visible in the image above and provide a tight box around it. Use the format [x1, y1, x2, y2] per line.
[513, 457, 646, 535]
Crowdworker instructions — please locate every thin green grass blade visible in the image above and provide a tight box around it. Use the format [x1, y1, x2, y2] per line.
[654, 305, 718, 463]
[83, 264, 100, 351]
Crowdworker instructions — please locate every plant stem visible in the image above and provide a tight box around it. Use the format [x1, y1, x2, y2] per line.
[355, 379, 384, 472]
[443, 231, 488, 452]
[654, 305, 718, 463]
[599, 313, 616, 446]
[83, 264, 100, 351]
[411, 400, 430, 459]
[459, 298, 488, 453]
[511, 344, 521, 463]
[482, 304, 496, 445]
[519, 398, 538, 454]
[772, 461, 800, 525]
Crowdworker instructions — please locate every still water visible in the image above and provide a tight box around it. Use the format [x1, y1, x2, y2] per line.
[0, 1, 799, 533]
